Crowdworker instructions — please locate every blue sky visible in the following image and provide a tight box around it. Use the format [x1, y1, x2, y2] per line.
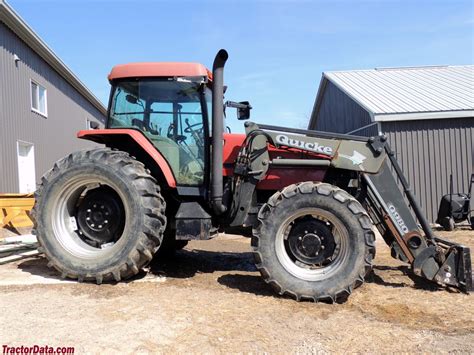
[9, 0, 474, 132]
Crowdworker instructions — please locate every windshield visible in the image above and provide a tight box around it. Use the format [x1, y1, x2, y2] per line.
[108, 79, 210, 186]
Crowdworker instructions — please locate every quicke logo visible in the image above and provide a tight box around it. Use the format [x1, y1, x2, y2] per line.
[276, 134, 333, 155]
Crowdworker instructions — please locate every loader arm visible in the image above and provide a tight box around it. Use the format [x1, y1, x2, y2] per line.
[238, 122, 472, 292]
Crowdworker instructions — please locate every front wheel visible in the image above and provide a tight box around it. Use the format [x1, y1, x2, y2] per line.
[252, 182, 375, 302]
[32, 148, 166, 284]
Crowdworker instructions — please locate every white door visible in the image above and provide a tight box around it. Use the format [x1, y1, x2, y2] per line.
[17, 141, 36, 193]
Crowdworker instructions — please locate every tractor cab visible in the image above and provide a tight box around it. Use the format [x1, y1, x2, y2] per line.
[107, 63, 213, 187]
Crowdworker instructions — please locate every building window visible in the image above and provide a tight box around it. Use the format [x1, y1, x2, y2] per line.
[31, 80, 47, 117]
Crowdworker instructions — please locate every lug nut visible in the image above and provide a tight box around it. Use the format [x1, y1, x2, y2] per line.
[93, 204, 97, 208]
[321, 246, 325, 250]
[98, 225, 102, 229]
[87, 209, 91, 213]
[105, 212, 109, 216]
[101, 205, 105, 209]
[104, 220, 108, 224]
[86, 217, 90, 221]
[91, 223, 95, 227]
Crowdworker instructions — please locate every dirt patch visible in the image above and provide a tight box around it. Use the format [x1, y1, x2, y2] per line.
[0, 229, 473, 353]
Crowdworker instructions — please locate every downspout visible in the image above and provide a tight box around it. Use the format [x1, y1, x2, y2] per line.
[211, 49, 229, 214]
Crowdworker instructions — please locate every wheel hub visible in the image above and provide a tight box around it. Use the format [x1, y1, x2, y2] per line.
[76, 187, 125, 246]
[287, 219, 336, 265]
[300, 233, 322, 255]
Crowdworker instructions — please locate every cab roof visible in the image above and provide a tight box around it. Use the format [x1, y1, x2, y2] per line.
[108, 62, 212, 82]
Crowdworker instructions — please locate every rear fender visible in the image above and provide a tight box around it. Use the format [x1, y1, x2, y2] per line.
[78, 129, 176, 188]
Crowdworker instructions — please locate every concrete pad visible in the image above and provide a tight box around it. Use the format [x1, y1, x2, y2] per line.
[2, 233, 37, 244]
[0, 233, 170, 286]
[0, 257, 73, 285]
[0, 254, 166, 286]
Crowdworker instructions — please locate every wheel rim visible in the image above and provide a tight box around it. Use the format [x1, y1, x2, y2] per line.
[275, 208, 350, 281]
[51, 176, 127, 259]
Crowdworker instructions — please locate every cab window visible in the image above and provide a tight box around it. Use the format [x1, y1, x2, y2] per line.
[109, 79, 208, 186]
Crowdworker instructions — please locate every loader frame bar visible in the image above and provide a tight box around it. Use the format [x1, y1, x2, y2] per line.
[384, 143, 436, 241]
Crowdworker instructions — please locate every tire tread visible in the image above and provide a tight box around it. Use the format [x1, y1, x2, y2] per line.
[252, 182, 376, 303]
[31, 148, 166, 284]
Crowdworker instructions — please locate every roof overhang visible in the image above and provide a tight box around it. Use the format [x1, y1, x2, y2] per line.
[108, 62, 212, 82]
[309, 73, 474, 129]
[374, 110, 474, 122]
[0, 0, 107, 119]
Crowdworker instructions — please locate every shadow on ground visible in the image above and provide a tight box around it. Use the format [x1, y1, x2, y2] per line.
[367, 265, 449, 292]
[16, 257, 63, 281]
[217, 274, 276, 297]
[16, 248, 450, 298]
[150, 249, 257, 277]
[16, 249, 259, 284]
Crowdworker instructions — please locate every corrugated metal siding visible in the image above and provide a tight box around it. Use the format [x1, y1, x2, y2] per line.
[382, 118, 474, 222]
[0, 22, 105, 192]
[312, 81, 376, 135]
[325, 65, 474, 115]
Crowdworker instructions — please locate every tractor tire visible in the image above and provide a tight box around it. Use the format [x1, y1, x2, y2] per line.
[252, 182, 375, 303]
[31, 148, 166, 284]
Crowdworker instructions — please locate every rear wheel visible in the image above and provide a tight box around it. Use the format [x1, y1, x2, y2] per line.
[252, 182, 375, 302]
[32, 148, 166, 283]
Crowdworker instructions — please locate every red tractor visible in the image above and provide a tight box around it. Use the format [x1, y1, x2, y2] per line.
[32, 50, 472, 302]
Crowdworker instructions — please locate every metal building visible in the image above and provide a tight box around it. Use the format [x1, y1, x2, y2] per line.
[308, 65, 474, 222]
[0, 0, 106, 193]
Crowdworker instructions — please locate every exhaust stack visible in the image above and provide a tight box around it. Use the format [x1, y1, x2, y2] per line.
[211, 49, 229, 214]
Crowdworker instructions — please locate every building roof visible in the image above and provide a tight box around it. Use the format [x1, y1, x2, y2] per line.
[0, 0, 107, 117]
[310, 65, 474, 125]
[108, 62, 211, 82]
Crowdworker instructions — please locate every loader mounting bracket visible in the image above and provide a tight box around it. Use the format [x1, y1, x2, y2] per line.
[367, 135, 388, 156]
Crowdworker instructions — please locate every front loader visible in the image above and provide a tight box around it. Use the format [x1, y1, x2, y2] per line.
[32, 50, 472, 302]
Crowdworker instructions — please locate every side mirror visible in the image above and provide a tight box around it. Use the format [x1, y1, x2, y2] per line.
[237, 101, 251, 120]
[225, 101, 252, 120]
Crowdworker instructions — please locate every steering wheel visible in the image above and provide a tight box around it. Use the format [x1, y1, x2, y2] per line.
[184, 121, 203, 134]
[175, 135, 187, 144]
[184, 119, 204, 153]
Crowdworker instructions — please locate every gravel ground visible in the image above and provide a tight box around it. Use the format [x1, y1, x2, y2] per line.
[0, 229, 473, 353]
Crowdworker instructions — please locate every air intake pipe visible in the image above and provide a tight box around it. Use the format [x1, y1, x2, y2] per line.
[211, 49, 229, 215]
